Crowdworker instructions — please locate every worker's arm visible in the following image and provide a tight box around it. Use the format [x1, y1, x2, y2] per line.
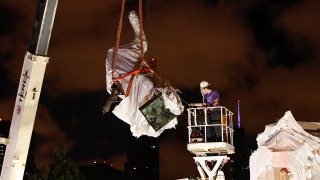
[188, 102, 205, 107]
[208, 98, 219, 111]
[212, 98, 219, 106]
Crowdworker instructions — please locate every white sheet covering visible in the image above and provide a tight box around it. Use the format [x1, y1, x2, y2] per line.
[105, 10, 184, 137]
[110, 75, 183, 137]
[250, 111, 320, 180]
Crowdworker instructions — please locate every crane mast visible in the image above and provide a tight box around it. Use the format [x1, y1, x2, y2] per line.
[0, 0, 58, 179]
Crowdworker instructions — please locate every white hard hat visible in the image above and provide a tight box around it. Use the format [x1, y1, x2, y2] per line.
[200, 81, 210, 89]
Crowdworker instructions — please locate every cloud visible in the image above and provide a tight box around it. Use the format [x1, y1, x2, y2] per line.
[143, 1, 256, 89]
[278, 1, 320, 58]
[32, 105, 75, 164]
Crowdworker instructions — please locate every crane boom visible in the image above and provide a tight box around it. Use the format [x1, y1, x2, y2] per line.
[0, 0, 58, 179]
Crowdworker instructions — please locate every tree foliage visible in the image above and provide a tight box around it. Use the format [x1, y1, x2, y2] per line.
[26, 145, 85, 180]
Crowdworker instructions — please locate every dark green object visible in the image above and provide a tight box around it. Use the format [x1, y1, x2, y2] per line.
[139, 91, 177, 131]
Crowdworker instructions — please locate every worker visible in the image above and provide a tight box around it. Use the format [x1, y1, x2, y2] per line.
[189, 81, 221, 142]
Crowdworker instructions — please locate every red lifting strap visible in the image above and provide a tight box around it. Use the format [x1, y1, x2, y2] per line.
[111, 0, 150, 97]
[111, 0, 126, 81]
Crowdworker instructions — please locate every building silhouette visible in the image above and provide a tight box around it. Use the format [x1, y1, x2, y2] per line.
[79, 163, 128, 180]
[228, 127, 251, 180]
[125, 132, 159, 180]
[0, 120, 10, 175]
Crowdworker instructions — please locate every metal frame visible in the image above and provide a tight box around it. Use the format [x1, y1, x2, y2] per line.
[187, 106, 234, 146]
[186, 107, 235, 179]
[194, 156, 229, 180]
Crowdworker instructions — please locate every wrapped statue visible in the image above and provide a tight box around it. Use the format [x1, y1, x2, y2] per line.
[104, 10, 184, 138]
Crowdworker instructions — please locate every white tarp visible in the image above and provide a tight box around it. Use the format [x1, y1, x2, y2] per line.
[105, 11, 184, 137]
[250, 111, 320, 180]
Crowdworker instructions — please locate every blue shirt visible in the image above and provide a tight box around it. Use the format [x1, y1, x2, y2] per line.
[203, 90, 219, 107]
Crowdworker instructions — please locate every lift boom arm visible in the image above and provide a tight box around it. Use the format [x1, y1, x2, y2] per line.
[0, 0, 58, 179]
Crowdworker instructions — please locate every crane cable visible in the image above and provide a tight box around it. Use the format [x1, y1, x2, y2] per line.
[124, 0, 146, 97]
[111, 0, 169, 98]
[111, 0, 126, 81]
[138, 0, 144, 57]
[111, 0, 145, 75]
[111, 0, 155, 97]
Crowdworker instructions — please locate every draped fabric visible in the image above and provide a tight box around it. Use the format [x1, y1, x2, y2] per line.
[250, 111, 320, 180]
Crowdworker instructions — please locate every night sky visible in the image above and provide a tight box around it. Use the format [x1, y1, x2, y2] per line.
[1, 0, 320, 179]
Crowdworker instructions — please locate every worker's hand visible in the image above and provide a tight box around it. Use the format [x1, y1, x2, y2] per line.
[207, 106, 216, 111]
